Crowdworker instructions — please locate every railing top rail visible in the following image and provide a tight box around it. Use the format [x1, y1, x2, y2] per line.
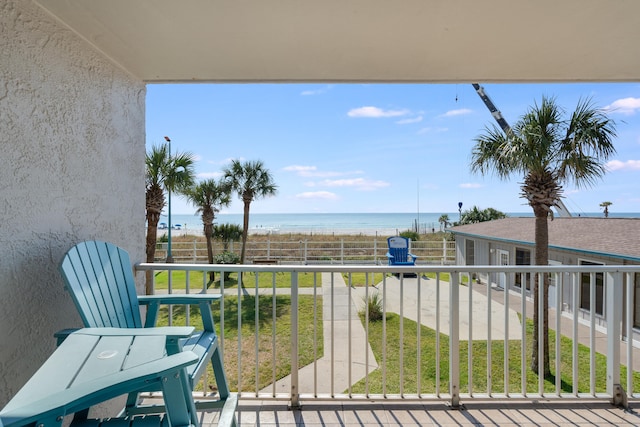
[136, 262, 640, 274]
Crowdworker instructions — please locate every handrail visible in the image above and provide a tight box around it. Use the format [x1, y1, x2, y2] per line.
[135, 262, 640, 408]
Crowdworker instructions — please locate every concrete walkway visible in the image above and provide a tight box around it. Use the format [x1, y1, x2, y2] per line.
[260, 272, 378, 396]
[351, 275, 522, 341]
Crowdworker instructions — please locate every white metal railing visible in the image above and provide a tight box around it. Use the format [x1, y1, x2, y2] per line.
[153, 238, 456, 264]
[135, 263, 640, 408]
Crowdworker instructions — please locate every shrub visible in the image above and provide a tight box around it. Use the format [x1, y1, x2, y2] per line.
[399, 230, 419, 241]
[214, 251, 240, 264]
[215, 251, 240, 280]
[360, 292, 384, 322]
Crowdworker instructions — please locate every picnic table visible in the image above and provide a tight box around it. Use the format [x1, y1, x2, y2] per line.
[0, 327, 200, 427]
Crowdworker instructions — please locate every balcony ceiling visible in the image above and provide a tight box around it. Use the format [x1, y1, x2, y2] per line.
[34, 0, 640, 83]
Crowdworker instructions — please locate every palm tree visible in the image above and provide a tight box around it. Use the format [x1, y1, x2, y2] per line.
[145, 143, 196, 294]
[600, 201, 612, 218]
[185, 178, 232, 281]
[213, 223, 244, 251]
[470, 96, 616, 376]
[223, 160, 277, 263]
[438, 214, 450, 231]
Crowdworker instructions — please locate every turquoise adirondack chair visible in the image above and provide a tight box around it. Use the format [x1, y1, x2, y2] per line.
[59, 241, 237, 427]
[386, 236, 418, 266]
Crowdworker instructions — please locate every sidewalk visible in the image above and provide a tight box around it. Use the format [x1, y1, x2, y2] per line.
[259, 272, 378, 395]
[351, 275, 521, 341]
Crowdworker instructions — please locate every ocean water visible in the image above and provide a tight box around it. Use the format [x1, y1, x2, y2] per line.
[161, 211, 640, 235]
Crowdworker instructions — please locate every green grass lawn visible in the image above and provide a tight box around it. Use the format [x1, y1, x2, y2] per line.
[351, 313, 640, 395]
[153, 270, 319, 290]
[157, 294, 322, 392]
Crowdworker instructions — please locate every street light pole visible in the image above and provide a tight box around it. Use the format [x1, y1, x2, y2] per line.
[164, 136, 174, 263]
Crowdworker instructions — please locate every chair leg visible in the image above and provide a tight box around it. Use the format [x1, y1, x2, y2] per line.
[211, 345, 230, 399]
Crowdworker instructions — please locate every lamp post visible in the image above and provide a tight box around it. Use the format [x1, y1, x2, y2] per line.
[458, 201, 463, 223]
[164, 136, 174, 263]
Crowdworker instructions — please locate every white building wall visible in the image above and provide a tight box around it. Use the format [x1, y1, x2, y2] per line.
[0, 0, 145, 405]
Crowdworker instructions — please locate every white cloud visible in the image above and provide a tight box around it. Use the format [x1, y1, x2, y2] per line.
[439, 108, 473, 118]
[347, 106, 409, 118]
[300, 85, 333, 96]
[459, 183, 483, 189]
[284, 165, 364, 178]
[320, 178, 390, 191]
[295, 191, 339, 200]
[217, 157, 245, 166]
[606, 159, 640, 171]
[197, 171, 223, 179]
[283, 165, 317, 174]
[604, 97, 640, 115]
[396, 116, 423, 125]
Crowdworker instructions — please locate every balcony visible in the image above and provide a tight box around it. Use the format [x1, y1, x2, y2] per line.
[135, 262, 640, 425]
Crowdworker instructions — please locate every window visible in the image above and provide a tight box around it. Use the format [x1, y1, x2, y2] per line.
[515, 248, 531, 289]
[465, 239, 475, 266]
[580, 260, 604, 316]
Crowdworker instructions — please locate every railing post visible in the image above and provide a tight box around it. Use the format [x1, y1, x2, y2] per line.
[449, 271, 460, 408]
[304, 239, 308, 264]
[267, 237, 271, 259]
[193, 239, 197, 263]
[290, 271, 300, 408]
[442, 238, 447, 263]
[607, 271, 627, 407]
[340, 239, 344, 264]
[374, 238, 378, 264]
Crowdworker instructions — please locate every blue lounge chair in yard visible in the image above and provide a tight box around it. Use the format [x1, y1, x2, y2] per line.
[386, 236, 417, 266]
[58, 240, 237, 427]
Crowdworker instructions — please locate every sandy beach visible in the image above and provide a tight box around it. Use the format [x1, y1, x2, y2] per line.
[156, 226, 402, 237]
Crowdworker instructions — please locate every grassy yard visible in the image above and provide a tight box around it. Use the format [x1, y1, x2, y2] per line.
[157, 294, 323, 392]
[153, 270, 319, 290]
[351, 313, 640, 395]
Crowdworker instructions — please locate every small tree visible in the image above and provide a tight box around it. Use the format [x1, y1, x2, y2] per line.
[185, 178, 232, 281]
[438, 214, 450, 231]
[600, 201, 612, 218]
[213, 223, 243, 251]
[459, 206, 507, 225]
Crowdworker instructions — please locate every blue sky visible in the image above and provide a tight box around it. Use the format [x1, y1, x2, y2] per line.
[146, 83, 640, 215]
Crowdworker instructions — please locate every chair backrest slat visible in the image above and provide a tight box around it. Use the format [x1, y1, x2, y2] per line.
[60, 241, 142, 328]
[387, 236, 410, 263]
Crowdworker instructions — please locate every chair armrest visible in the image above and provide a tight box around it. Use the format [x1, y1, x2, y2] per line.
[138, 295, 221, 331]
[54, 328, 80, 346]
[385, 252, 394, 258]
[73, 327, 195, 339]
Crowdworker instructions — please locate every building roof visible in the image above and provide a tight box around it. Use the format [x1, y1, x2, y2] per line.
[449, 217, 640, 262]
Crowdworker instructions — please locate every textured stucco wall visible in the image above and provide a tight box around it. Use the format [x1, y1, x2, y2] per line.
[0, 0, 146, 405]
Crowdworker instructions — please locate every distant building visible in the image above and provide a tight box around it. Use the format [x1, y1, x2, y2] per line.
[449, 217, 640, 340]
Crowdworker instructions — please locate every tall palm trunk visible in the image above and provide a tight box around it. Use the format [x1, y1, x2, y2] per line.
[204, 222, 214, 282]
[531, 206, 551, 377]
[145, 185, 164, 294]
[240, 200, 250, 264]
